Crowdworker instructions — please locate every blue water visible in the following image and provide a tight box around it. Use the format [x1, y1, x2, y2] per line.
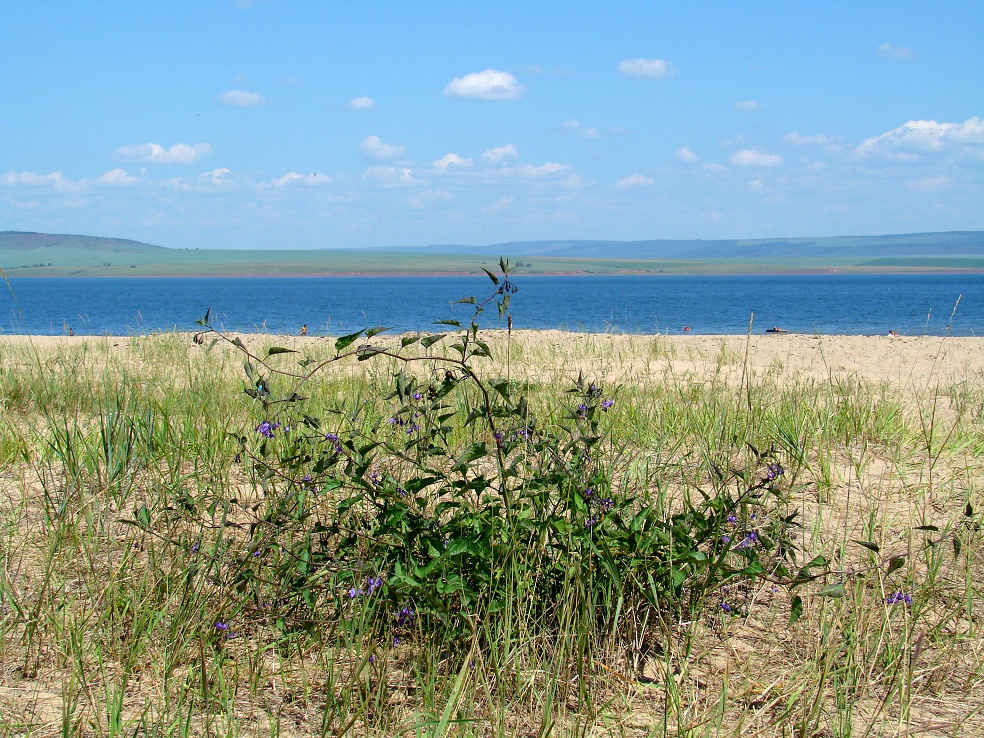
[1, 274, 981, 336]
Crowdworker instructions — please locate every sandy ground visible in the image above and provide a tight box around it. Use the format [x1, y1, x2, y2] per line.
[3, 330, 979, 391]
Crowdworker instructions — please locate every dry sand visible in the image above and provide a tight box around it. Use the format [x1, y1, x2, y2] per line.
[3, 331, 981, 391]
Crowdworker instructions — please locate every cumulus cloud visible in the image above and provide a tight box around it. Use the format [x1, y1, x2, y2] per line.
[517, 162, 568, 178]
[347, 96, 376, 110]
[782, 132, 836, 146]
[362, 165, 415, 183]
[878, 43, 915, 59]
[443, 70, 525, 100]
[432, 153, 473, 170]
[114, 142, 212, 165]
[563, 119, 602, 139]
[675, 146, 698, 163]
[359, 135, 405, 161]
[482, 144, 519, 164]
[218, 89, 269, 107]
[615, 173, 654, 188]
[617, 58, 675, 79]
[98, 169, 138, 186]
[1, 171, 66, 187]
[730, 149, 783, 167]
[857, 117, 984, 160]
[271, 172, 328, 187]
[734, 99, 763, 111]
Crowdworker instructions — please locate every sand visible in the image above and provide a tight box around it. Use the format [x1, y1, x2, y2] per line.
[2, 331, 981, 391]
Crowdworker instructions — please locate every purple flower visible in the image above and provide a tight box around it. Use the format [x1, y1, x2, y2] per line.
[366, 576, 383, 594]
[396, 606, 414, 627]
[601, 399, 615, 411]
[413, 392, 423, 400]
[214, 622, 229, 631]
[766, 463, 785, 480]
[727, 514, 738, 524]
[583, 487, 596, 499]
[886, 592, 913, 606]
[256, 421, 279, 438]
[720, 602, 733, 614]
[721, 535, 731, 544]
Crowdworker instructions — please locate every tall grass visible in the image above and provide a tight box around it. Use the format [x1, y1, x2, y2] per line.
[0, 330, 981, 736]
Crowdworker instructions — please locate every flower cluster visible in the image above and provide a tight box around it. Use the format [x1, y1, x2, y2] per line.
[886, 591, 913, 606]
[583, 487, 615, 529]
[766, 463, 785, 481]
[256, 420, 281, 438]
[347, 576, 384, 599]
[396, 606, 414, 627]
[214, 621, 237, 638]
[324, 432, 343, 453]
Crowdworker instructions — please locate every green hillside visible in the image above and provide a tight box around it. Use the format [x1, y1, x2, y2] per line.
[2, 231, 984, 277]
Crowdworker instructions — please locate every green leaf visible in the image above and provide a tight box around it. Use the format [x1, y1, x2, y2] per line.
[853, 540, 880, 553]
[481, 267, 499, 285]
[134, 504, 151, 527]
[788, 595, 803, 627]
[914, 525, 939, 532]
[266, 346, 297, 357]
[455, 296, 476, 304]
[886, 555, 906, 575]
[401, 334, 420, 347]
[434, 319, 461, 327]
[453, 442, 488, 472]
[420, 334, 446, 348]
[335, 329, 365, 351]
[816, 582, 847, 598]
[366, 326, 389, 338]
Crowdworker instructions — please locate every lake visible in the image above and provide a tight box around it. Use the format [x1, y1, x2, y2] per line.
[1, 274, 981, 336]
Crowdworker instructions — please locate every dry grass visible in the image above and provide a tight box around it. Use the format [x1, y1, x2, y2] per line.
[0, 331, 982, 737]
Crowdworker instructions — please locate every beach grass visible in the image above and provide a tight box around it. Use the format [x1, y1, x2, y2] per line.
[0, 330, 982, 736]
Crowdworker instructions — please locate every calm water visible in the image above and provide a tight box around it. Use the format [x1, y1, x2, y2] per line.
[1, 274, 981, 336]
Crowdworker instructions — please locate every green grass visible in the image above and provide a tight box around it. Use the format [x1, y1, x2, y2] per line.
[0, 331, 982, 736]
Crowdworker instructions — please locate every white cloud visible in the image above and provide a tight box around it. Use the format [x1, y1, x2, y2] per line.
[271, 172, 328, 187]
[675, 146, 698, 163]
[906, 176, 953, 192]
[734, 100, 763, 111]
[347, 96, 376, 110]
[114, 142, 212, 165]
[615, 173, 654, 188]
[878, 43, 915, 59]
[218, 89, 269, 107]
[857, 117, 984, 159]
[481, 195, 514, 215]
[98, 169, 138, 186]
[443, 70, 525, 100]
[782, 132, 836, 146]
[730, 149, 783, 167]
[518, 162, 568, 178]
[1, 171, 66, 187]
[563, 118, 602, 139]
[359, 135, 405, 161]
[362, 166, 415, 183]
[482, 144, 519, 164]
[617, 58, 675, 79]
[432, 153, 473, 170]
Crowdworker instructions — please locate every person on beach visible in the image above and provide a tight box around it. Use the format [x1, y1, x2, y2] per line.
[68, 328, 74, 336]
[300, 324, 308, 336]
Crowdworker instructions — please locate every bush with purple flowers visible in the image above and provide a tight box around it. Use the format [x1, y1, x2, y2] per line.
[193, 258, 806, 653]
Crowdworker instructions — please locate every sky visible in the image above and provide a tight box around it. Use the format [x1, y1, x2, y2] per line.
[1, 1, 983, 250]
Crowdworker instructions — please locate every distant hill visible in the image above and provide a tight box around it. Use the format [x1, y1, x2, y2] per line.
[392, 231, 984, 260]
[0, 231, 169, 253]
[2, 230, 984, 276]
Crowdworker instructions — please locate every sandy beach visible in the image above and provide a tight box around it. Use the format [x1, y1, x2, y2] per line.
[4, 330, 981, 391]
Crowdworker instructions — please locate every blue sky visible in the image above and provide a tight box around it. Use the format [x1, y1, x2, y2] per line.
[2, 1, 982, 250]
